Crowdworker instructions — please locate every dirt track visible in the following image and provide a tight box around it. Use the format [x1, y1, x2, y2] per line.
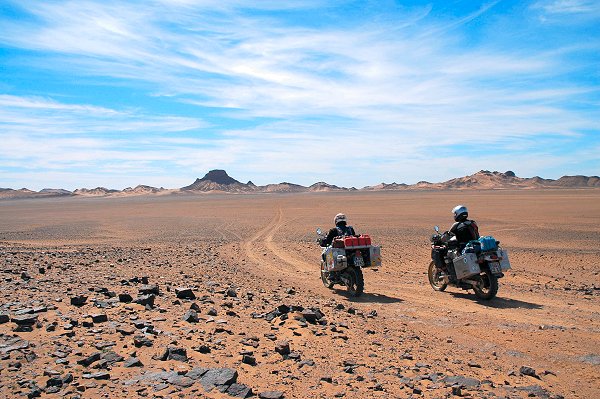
[0, 190, 599, 398]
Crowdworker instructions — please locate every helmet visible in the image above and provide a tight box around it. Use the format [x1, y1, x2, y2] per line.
[334, 213, 347, 225]
[452, 205, 468, 222]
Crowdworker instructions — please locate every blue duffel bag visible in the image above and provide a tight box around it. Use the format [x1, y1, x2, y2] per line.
[479, 236, 498, 251]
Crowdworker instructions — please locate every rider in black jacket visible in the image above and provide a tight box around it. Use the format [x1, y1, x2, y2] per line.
[323, 213, 356, 246]
[449, 205, 479, 246]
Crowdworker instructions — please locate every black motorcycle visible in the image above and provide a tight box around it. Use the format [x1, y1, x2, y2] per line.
[428, 226, 510, 300]
[316, 228, 381, 297]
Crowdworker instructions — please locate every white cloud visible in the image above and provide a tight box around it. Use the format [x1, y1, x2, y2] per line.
[0, 1, 598, 189]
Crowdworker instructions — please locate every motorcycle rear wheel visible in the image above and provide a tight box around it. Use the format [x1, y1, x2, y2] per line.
[473, 269, 498, 300]
[428, 261, 448, 292]
[344, 267, 364, 297]
[320, 261, 334, 289]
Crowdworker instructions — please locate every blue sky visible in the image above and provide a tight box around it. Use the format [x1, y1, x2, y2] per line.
[0, 0, 599, 190]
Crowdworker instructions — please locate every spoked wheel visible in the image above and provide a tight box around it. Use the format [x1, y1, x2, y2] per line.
[428, 261, 448, 292]
[320, 261, 334, 289]
[344, 267, 364, 297]
[473, 269, 498, 300]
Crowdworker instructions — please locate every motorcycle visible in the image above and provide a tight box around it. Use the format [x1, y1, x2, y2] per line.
[316, 228, 381, 297]
[428, 226, 511, 300]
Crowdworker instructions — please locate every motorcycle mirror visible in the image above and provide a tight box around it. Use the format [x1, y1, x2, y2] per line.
[434, 225, 439, 232]
[316, 228, 322, 235]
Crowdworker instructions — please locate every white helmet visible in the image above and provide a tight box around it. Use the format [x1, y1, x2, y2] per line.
[334, 213, 347, 225]
[452, 205, 468, 222]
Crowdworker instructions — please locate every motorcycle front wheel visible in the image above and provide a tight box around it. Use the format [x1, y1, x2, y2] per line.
[472, 269, 498, 300]
[320, 261, 334, 289]
[428, 261, 448, 292]
[343, 267, 364, 297]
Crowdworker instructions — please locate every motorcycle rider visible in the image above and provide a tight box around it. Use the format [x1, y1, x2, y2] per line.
[449, 205, 480, 248]
[322, 213, 356, 247]
[321, 213, 357, 283]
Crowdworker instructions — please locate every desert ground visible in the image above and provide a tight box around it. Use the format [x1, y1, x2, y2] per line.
[0, 190, 598, 399]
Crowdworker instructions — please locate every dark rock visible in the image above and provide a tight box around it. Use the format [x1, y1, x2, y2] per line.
[46, 377, 63, 387]
[442, 375, 480, 388]
[139, 284, 159, 295]
[123, 357, 143, 367]
[242, 355, 256, 366]
[259, 391, 284, 399]
[160, 347, 188, 362]
[275, 341, 290, 356]
[301, 310, 318, 323]
[196, 344, 211, 354]
[11, 314, 38, 326]
[176, 287, 196, 300]
[0, 314, 9, 324]
[225, 288, 237, 297]
[118, 293, 133, 303]
[227, 383, 253, 398]
[77, 352, 101, 367]
[62, 373, 74, 384]
[82, 371, 110, 380]
[208, 308, 218, 316]
[134, 294, 155, 307]
[520, 366, 540, 379]
[133, 335, 153, 348]
[167, 374, 194, 387]
[70, 295, 88, 307]
[183, 310, 199, 323]
[90, 314, 108, 323]
[186, 367, 208, 380]
[100, 351, 123, 364]
[200, 368, 238, 391]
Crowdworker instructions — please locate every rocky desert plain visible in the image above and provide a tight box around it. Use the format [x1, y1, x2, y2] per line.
[0, 172, 599, 399]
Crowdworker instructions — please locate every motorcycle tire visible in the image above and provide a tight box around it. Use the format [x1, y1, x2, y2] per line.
[320, 261, 334, 289]
[473, 269, 498, 300]
[344, 267, 364, 297]
[428, 261, 448, 292]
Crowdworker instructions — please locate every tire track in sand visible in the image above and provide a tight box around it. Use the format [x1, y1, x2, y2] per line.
[243, 208, 315, 279]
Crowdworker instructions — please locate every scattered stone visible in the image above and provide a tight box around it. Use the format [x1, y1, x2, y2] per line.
[159, 347, 188, 362]
[242, 355, 256, 366]
[182, 309, 199, 323]
[82, 371, 110, 380]
[0, 314, 9, 324]
[77, 352, 101, 367]
[200, 368, 238, 392]
[118, 293, 133, 303]
[10, 314, 38, 326]
[139, 284, 159, 295]
[90, 314, 108, 323]
[176, 287, 196, 300]
[275, 341, 290, 356]
[133, 335, 153, 348]
[123, 357, 143, 367]
[225, 288, 237, 298]
[70, 295, 88, 307]
[520, 366, 540, 379]
[259, 391, 284, 399]
[227, 383, 253, 398]
[134, 294, 155, 307]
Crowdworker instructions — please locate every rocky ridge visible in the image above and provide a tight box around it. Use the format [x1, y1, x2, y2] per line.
[2, 170, 599, 200]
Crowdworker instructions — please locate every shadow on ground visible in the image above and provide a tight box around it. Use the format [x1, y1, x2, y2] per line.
[449, 292, 543, 309]
[339, 291, 403, 304]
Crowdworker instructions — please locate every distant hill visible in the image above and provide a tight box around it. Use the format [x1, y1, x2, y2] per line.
[2, 169, 599, 200]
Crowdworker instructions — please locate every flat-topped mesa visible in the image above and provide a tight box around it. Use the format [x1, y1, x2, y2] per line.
[181, 169, 252, 192]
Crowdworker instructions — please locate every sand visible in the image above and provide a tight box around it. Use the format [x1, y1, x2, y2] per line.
[0, 190, 598, 398]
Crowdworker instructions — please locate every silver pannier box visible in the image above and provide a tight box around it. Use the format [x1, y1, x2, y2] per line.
[324, 247, 347, 271]
[497, 248, 511, 271]
[453, 253, 481, 279]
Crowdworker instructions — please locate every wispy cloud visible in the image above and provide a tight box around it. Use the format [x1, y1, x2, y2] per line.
[0, 0, 598, 189]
